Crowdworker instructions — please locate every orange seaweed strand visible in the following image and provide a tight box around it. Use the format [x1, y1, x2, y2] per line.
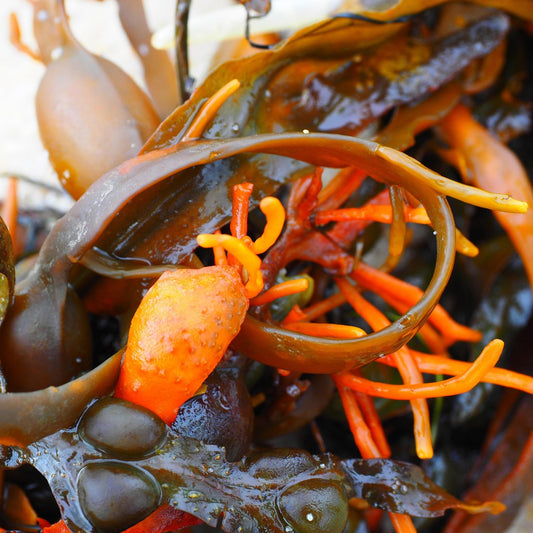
[402, 349, 533, 394]
[439, 104, 533, 289]
[211, 229, 228, 266]
[353, 387, 392, 458]
[335, 277, 433, 459]
[181, 79, 240, 142]
[283, 291, 347, 324]
[352, 262, 482, 344]
[315, 205, 430, 226]
[389, 512, 418, 533]
[334, 380, 381, 459]
[252, 196, 286, 254]
[251, 278, 309, 306]
[334, 379, 414, 533]
[336, 339, 504, 399]
[230, 182, 254, 239]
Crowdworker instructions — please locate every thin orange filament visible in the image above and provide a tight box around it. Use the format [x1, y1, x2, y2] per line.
[353, 386, 392, 458]
[396, 349, 533, 394]
[335, 339, 504, 399]
[283, 292, 347, 324]
[377, 291, 450, 354]
[251, 278, 309, 306]
[315, 205, 430, 226]
[282, 305, 308, 325]
[335, 277, 433, 459]
[352, 262, 482, 344]
[389, 513, 418, 533]
[334, 380, 382, 459]
[9, 13, 41, 62]
[334, 379, 414, 533]
[181, 79, 241, 142]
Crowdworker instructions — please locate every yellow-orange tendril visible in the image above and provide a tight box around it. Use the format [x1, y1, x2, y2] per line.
[251, 278, 309, 306]
[252, 197, 286, 254]
[394, 349, 533, 394]
[181, 79, 241, 142]
[335, 339, 504, 399]
[196, 233, 263, 298]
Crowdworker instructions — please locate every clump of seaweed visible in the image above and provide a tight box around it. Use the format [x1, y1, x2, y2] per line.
[1, 1, 533, 532]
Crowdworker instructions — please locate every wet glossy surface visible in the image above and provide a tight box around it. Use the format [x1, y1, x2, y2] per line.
[0, 397, 492, 531]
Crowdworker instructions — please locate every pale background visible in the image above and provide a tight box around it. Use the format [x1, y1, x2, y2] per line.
[0, 0, 336, 209]
[0, 0, 231, 209]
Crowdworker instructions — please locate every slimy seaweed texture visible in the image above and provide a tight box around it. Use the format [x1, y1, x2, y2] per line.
[1, 1, 533, 532]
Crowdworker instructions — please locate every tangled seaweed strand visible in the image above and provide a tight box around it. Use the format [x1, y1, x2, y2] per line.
[2, 1, 533, 530]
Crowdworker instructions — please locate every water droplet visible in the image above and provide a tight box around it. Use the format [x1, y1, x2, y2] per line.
[302, 129, 310, 134]
[37, 9, 48, 21]
[51, 47, 63, 60]
[138, 43, 150, 56]
[75, 357, 82, 364]
[400, 484, 408, 495]
[62, 169, 71, 180]
[231, 123, 240, 133]
[285, 527, 294, 533]
[399, 316, 412, 327]
[264, 89, 272, 98]
[306, 512, 315, 522]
